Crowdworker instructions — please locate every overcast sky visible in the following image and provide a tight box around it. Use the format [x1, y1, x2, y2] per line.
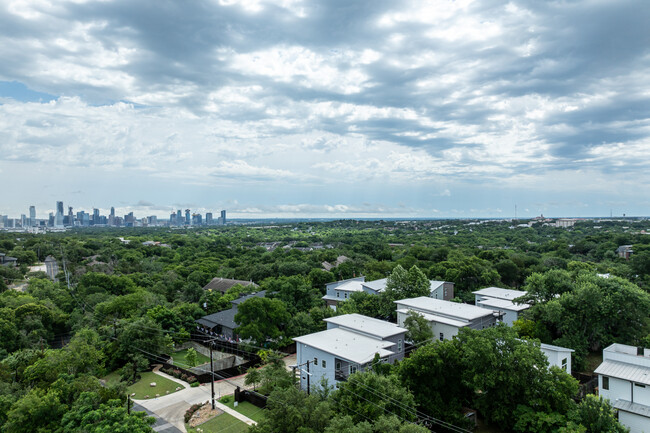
[1, 0, 649, 219]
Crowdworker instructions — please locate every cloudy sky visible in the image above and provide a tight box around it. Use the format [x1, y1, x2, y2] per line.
[1, 0, 649, 219]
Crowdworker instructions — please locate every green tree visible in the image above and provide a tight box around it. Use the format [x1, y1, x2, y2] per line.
[3, 388, 67, 433]
[185, 348, 198, 368]
[249, 386, 332, 433]
[403, 311, 433, 345]
[332, 371, 417, 424]
[245, 367, 261, 390]
[62, 392, 155, 433]
[235, 297, 290, 347]
[567, 395, 628, 433]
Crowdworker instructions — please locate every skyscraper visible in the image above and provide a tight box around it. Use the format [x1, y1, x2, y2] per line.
[206, 212, 213, 225]
[177, 210, 182, 226]
[109, 207, 115, 226]
[185, 209, 191, 225]
[67, 207, 74, 226]
[55, 201, 64, 227]
[92, 208, 100, 225]
[29, 206, 36, 226]
[221, 210, 227, 225]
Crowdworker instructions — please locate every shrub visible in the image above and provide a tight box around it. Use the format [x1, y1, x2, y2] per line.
[184, 403, 204, 423]
[220, 395, 233, 404]
[187, 376, 197, 384]
[191, 382, 199, 388]
[181, 373, 189, 381]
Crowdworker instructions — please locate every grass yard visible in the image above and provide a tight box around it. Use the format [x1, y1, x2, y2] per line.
[186, 412, 250, 433]
[127, 371, 185, 399]
[173, 349, 211, 367]
[102, 370, 123, 386]
[218, 398, 266, 423]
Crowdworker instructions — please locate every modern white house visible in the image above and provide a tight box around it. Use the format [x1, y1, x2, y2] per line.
[324, 276, 455, 310]
[540, 343, 574, 375]
[395, 297, 502, 342]
[322, 277, 366, 310]
[294, 314, 407, 391]
[473, 287, 530, 326]
[595, 343, 650, 433]
[362, 278, 454, 300]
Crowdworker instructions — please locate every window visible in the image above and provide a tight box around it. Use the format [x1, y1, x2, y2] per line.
[439, 333, 444, 341]
[561, 358, 568, 371]
[602, 376, 609, 390]
[336, 291, 340, 298]
[344, 292, 348, 298]
[336, 361, 341, 371]
[350, 365, 357, 374]
[398, 339, 403, 352]
[322, 360, 326, 368]
[313, 357, 318, 366]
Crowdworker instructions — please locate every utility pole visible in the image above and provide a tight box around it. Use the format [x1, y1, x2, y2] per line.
[306, 360, 310, 395]
[127, 394, 131, 415]
[210, 341, 215, 409]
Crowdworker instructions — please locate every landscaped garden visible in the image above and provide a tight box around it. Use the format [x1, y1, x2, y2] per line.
[126, 371, 185, 399]
[185, 412, 250, 433]
[172, 348, 211, 367]
[218, 397, 265, 423]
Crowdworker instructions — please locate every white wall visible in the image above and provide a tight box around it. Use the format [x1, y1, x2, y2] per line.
[618, 411, 650, 433]
[540, 347, 572, 374]
[634, 382, 650, 407]
[600, 376, 632, 403]
[297, 344, 337, 392]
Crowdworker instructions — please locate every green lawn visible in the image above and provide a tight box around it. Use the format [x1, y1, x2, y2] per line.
[102, 370, 123, 386]
[127, 371, 185, 399]
[186, 413, 250, 433]
[219, 398, 266, 423]
[173, 348, 211, 367]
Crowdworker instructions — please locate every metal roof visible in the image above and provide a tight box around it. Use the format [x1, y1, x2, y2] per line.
[395, 297, 495, 321]
[361, 278, 388, 292]
[476, 297, 530, 311]
[325, 314, 406, 338]
[294, 328, 396, 365]
[328, 280, 365, 292]
[595, 360, 650, 386]
[396, 308, 468, 328]
[612, 399, 650, 417]
[539, 343, 574, 353]
[230, 290, 267, 306]
[197, 308, 238, 330]
[202, 278, 258, 293]
[473, 287, 527, 301]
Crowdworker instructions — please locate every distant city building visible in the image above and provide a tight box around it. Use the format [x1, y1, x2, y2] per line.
[92, 208, 100, 225]
[55, 201, 64, 227]
[29, 206, 36, 226]
[206, 212, 213, 225]
[221, 210, 226, 224]
[185, 209, 191, 225]
[67, 206, 74, 226]
[177, 210, 182, 226]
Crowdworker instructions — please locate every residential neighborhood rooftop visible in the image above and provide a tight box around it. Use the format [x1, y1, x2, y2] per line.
[324, 313, 406, 339]
[395, 297, 497, 321]
[202, 277, 259, 293]
[293, 328, 396, 365]
[476, 297, 530, 311]
[361, 278, 388, 292]
[604, 343, 650, 358]
[473, 287, 527, 301]
[539, 342, 575, 353]
[396, 308, 469, 328]
[327, 278, 365, 292]
[595, 360, 650, 386]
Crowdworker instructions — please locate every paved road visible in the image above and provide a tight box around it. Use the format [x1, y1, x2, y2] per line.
[132, 402, 183, 433]
[135, 369, 251, 433]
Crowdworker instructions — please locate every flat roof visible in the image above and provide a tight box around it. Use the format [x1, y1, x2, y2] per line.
[473, 287, 527, 301]
[595, 360, 650, 386]
[476, 297, 530, 311]
[294, 328, 395, 365]
[540, 342, 574, 353]
[395, 297, 495, 321]
[324, 314, 406, 338]
[329, 280, 365, 292]
[604, 343, 650, 358]
[612, 399, 650, 417]
[396, 308, 468, 328]
[361, 278, 387, 292]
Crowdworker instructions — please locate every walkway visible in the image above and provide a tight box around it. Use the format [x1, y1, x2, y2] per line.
[134, 366, 255, 432]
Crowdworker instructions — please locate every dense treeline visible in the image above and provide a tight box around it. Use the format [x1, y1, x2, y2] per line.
[0, 218, 649, 432]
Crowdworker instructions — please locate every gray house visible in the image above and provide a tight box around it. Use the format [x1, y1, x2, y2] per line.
[362, 278, 454, 300]
[196, 291, 266, 340]
[294, 314, 406, 391]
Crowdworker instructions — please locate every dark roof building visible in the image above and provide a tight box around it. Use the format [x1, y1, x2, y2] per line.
[0, 253, 17, 266]
[202, 277, 259, 294]
[196, 290, 266, 339]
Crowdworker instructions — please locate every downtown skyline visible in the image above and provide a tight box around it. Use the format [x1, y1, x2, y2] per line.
[0, 1, 649, 219]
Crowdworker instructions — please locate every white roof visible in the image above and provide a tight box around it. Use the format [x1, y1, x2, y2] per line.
[361, 278, 388, 292]
[329, 280, 365, 293]
[429, 281, 446, 290]
[539, 342, 574, 353]
[395, 297, 495, 321]
[595, 360, 650, 386]
[325, 314, 406, 338]
[476, 297, 530, 311]
[473, 287, 527, 301]
[396, 308, 468, 328]
[294, 328, 395, 365]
